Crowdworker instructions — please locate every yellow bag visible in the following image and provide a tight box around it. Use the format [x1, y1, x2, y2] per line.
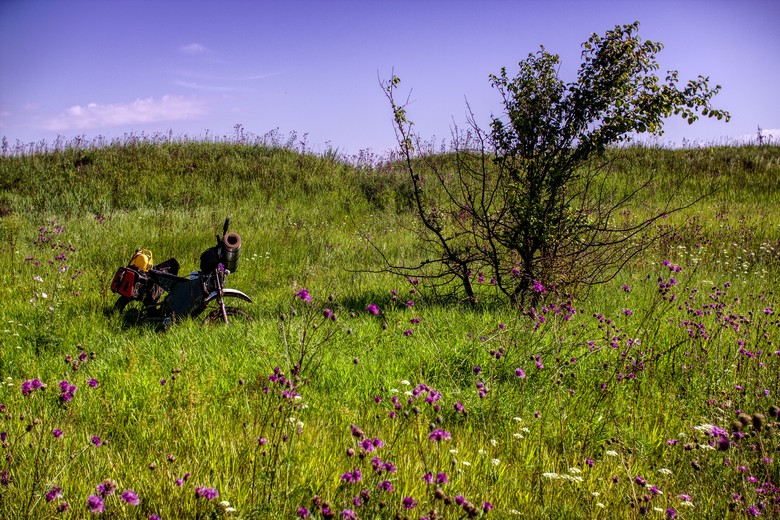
[129, 249, 153, 271]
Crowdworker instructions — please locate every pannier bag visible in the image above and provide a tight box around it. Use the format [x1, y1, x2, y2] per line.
[110, 267, 147, 299]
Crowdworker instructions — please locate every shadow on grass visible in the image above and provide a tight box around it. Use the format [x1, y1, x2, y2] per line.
[336, 288, 517, 315]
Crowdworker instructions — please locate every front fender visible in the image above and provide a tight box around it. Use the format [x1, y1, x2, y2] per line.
[204, 288, 253, 304]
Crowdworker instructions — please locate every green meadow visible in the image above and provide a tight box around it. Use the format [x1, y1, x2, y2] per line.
[0, 136, 778, 518]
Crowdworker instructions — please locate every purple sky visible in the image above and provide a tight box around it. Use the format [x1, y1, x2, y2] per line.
[1, 0, 778, 155]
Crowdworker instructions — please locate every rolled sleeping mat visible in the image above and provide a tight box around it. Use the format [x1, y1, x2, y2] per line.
[222, 232, 241, 273]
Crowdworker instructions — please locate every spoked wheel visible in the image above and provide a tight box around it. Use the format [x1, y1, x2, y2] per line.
[114, 297, 147, 327]
[114, 297, 168, 328]
[114, 296, 133, 313]
[203, 306, 252, 325]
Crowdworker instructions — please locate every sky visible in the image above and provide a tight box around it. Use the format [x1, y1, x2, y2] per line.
[1, 0, 779, 156]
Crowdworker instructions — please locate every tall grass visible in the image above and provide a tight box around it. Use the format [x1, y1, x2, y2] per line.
[0, 136, 778, 518]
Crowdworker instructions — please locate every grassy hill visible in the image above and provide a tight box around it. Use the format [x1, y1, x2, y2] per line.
[0, 138, 778, 518]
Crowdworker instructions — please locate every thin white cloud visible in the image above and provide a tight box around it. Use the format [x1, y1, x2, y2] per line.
[40, 96, 207, 131]
[179, 43, 209, 54]
[173, 80, 252, 92]
[176, 70, 282, 82]
[173, 70, 281, 92]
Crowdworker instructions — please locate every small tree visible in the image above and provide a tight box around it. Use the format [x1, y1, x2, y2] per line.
[381, 22, 729, 304]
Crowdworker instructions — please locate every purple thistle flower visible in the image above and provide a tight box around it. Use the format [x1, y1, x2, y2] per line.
[378, 480, 394, 492]
[86, 495, 105, 514]
[483, 501, 494, 512]
[635, 476, 647, 487]
[453, 401, 464, 413]
[515, 367, 526, 379]
[323, 308, 334, 319]
[428, 429, 451, 442]
[341, 469, 362, 483]
[473, 366, 482, 375]
[678, 494, 691, 501]
[120, 489, 140, 506]
[532, 280, 546, 293]
[297, 507, 311, 518]
[46, 485, 63, 502]
[709, 425, 728, 438]
[383, 461, 397, 473]
[402, 496, 417, 509]
[52, 428, 63, 438]
[57, 501, 70, 513]
[366, 303, 380, 315]
[403, 329, 413, 336]
[88, 378, 99, 388]
[21, 380, 34, 396]
[149, 516, 160, 520]
[195, 486, 219, 500]
[341, 509, 358, 520]
[91, 436, 102, 447]
[422, 472, 433, 484]
[58, 380, 77, 402]
[436, 472, 449, 484]
[666, 508, 677, 519]
[295, 288, 312, 302]
[622, 285, 632, 292]
[96, 479, 117, 498]
[360, 438, 377, 452]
